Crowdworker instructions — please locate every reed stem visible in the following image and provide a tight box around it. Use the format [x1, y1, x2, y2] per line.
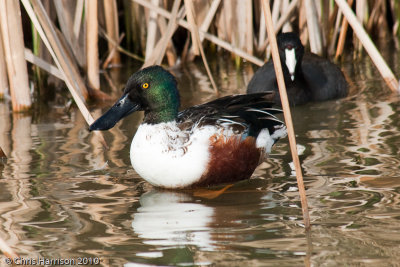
[0, 25, 8, 99]
[142, 0, 181, 68]
[184, 0, 218, 94]
[145, 0, 160, 60]
[22, 0, 108, 148]
[86, 0, 100, 90]
[0, 0, 32, 112]
[103, 0, 121, 65]
[262, 0, 311, 230]
[335, 0, 353, 59]
[134, 0, 264, 66]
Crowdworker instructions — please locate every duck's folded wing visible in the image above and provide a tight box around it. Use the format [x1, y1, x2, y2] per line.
[177, 92, 284, 134]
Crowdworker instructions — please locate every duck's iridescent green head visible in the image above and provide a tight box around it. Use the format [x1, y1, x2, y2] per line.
[89, 66, 180, 131]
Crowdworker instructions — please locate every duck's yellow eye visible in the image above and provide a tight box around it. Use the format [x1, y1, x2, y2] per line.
[142, 83, 149, 89]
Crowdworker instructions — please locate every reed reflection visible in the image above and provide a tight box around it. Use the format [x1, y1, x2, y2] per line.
[0, 107, 37, 256]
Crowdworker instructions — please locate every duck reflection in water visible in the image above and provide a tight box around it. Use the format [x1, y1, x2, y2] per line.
[131, 190, 215, 249]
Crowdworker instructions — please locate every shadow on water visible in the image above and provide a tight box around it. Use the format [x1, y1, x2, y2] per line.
[1, 51, 400, 265]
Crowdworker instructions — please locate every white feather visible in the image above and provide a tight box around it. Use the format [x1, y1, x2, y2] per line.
[285, 48, 297, 81]
[256, 125, 287, 153]
[130, 122, 235, 188]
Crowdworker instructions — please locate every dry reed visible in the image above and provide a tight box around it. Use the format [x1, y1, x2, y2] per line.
[335, 0, 354, 59]
[142, 0, 182, 68]
[0, 0, 32, 112]
[0, 29, 8, 99]
[21, 0, 108, 147]
[262, 0, 311, 230]
[335, 0, 399, 92]
[86, 0, 100, 90]
[103, 0, 121, 66]
[185, 0, 218, 93]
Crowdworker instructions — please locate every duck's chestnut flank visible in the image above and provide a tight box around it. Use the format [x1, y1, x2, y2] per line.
[191, 135, 261, 188]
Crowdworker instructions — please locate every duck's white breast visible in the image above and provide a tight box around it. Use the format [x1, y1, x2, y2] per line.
[130, 122, 217, 188]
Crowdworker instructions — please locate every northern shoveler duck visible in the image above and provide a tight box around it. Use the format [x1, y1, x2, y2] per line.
[247, 32, 348, 106]
[89, 66, 286, 189]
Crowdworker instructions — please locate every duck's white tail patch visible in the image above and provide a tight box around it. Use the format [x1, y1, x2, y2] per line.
[256, 125, 287, 153]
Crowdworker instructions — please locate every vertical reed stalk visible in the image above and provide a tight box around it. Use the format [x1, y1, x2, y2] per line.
[31, 22, 47, 91]
[86, 0, 100, 90]
[0, 103, 10, 160]
[298, 0, 308, 44]
[335, 0, 354, 60]
[355, 0, 367, 54]
[257, 1, 267, 52]
[142, 0, 181, 67]
[145, 0, 160, 60]
[216, 1, 232, 45]
[134, 0, 264, 66]
[24, 0, 89, 100]
[54, 0, 73, 48]
[184, 0, 218, 94]
[305, 0, 323, 55]
[0, 27, 8, 99]
[154, 1, 180, 65]
[329, 3, 343, 56]
[157, 15, 178, 66]
[103, 0, 121, 65]
[367, 0, 388, 37]
[123, 0, 133, 50]
[262, 0, 311, 230]
[245, 0, 253, 55]
[186, 0, 199, 56]
[0, 0, 32, 111]
[321, 0, 330, 50]
[55, 0, 85, 67]
[22, 0, 108, 147]
[73, 0, 84, 41]
[199, 0, 221, 41]
[187, 0, 221, 59]
[390, 0, 400, 35]
[260, 0, 299, 57]
[281, 0, 292, 32]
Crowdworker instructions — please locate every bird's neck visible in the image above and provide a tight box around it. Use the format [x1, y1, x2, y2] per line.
[143, 108, 177, 124]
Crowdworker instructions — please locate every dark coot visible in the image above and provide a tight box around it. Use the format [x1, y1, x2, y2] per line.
[247, 32, 348, 106]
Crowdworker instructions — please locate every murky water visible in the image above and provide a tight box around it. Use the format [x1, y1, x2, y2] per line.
[1, 51, 400, 266]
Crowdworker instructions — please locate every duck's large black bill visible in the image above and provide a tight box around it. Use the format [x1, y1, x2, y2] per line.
[89, 94, 140, 131]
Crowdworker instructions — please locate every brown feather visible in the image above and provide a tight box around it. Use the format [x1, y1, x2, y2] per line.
[191, 134, 262, 188]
